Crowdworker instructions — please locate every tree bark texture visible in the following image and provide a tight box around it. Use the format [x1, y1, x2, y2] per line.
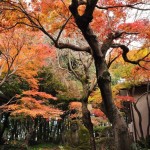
[95, 58, 130, 150]
[82, 100, 96, 150]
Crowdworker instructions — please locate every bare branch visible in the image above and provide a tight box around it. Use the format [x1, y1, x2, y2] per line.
[107, 54, 120, 68]
[1, 21, 41, 31]
[56, 15, 72, 42]
[0, 96, 17, 109]
[89, 77, 97, 94]
[56, 42, 91, 53]
[68, 50, 83, 82]
[87, 56, 93, 69]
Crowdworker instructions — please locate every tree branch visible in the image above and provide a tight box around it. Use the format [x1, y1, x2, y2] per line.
[71, 1, 150, 11]
[112, 44, 150, 69]
[96, 2, 150, 11]
[56, 42, 91, 53]
[107, 54, 120, 69]
[56, 15, 72, 43]
[68, 50, 83, 82]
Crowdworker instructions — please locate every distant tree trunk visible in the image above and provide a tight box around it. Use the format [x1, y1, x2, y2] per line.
[14, 120, 18, 139]
[0, 112, 10, 144]
[25, 119, 35, 146]
[43, 119, 46, 142]
[25, 127, 34, 146]
[52, 122, 57, 142]
[46, 120, 50, 141]
[11, 119, 19, 141]
[38, 117, 42, 141]
[31, 118, 38, 142]
[44, 120, 48, 142]
[56, 120, 61, 143]
[10, 119, 15, 140]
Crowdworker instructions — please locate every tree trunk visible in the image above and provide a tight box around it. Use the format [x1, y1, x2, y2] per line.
[80, 79, 96, 150]
[14, 120, 18, 139]
[69, 3, 131, 149]
[46, 120, 50, 142]
[82, 100, 96, 150]
[95, 58, 130, 150]
[0, 112, 10, 144]
[37, 117, 42, 141]
[31, 118, 38, 142]
[25, 119, 34, 147]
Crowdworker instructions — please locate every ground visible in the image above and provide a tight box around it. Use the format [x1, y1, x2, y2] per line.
[0, 143, 64, 150]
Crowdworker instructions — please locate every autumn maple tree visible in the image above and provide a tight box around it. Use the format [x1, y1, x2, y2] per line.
[0, 27, 62, 144]
[0, 28, 55, 88]
[1, 89, 62, 146]
[0, 27, 58, 105]
[3, 90, 61, 118]
[0, 0, 150, 149]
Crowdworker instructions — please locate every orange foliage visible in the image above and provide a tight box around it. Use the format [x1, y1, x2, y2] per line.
[0, 28, 55, 88]
[119, 20, 150, 40]
[1, 0, 150, 47]
[69, 102, 82, 110]
[23, 90, 57, 100]
[3, 90, 62, 119]
[0, 28, 59, 119]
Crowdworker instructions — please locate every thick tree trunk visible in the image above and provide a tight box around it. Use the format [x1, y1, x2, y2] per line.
[82, 100, 96, 150]
[95, 58, 130, 150]
[69, 2, 131, 149]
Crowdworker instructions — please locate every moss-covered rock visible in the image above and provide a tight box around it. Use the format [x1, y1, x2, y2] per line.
[64, 120, 90, 150]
